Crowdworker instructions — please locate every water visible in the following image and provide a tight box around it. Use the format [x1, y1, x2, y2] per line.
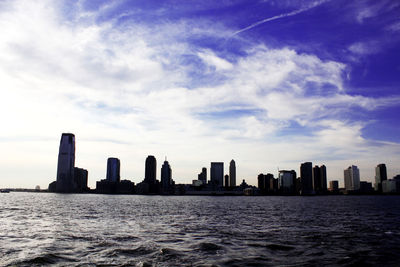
[1, 193, 400, 266]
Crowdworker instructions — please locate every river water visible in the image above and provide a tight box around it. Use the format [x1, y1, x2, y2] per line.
[1, 193, 400, 266]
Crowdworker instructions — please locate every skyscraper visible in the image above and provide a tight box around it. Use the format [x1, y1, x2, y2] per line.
[161, 159, 172, 190]
[229, 160, 236, 187]
[224, 174, 229, 188]
[344, 165, 360, 191]
[320, 165, 327, 192]
[210, 162, 224, 186]
[106, 158, 120, 182]
[144, 155, 157, 185]
[56, 133, 76, 192]
[198, 167, 207, 184]
[313, 165, 321, 193]
[300, 162, 313, 195]
[374, 163, 387, 192]
[278, 170, 296, 194]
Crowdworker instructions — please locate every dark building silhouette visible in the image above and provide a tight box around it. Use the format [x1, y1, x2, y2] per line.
[55, 133, 76, 192]
[198, 167, 207, 184]
[229, 160, 236, 187]
[161, 158, 172, 192]
[374, 163, 387, 192]
[300, 162, 313, 195]
[106, 158, 120, 182]
[224, 174, 229, 188]
[320, 165, 327, 192]
[74, 167, 88, 192]
[145, 155, 157, 185]
[313, 165, 321, 193]
[258, 173, 274, 194]
[278, 170, 296, 194]
[329, 180, 339, 193]
[96, 158, 134, 194]
[359, 181, 374, 193]
[210, 162, 224, 186]
[49, 133, 88, 193]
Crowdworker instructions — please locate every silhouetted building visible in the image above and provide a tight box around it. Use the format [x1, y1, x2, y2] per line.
[374, 164, 387, 193]
[106, 158, 120, 182]
[300, 162, 313, 195]
[344, 165, 360, 191]
[145, 155, 157, 185]
[74, 167, 88, 192]
[161, 158, 172, 192]
[210, 162, 224, 186]
[329, 180, 339, 192]
[359, 181, 373, 193]
[313, 165, 322, 193]
[258, 173, 274, 194]
[198, 167, 207, 184]
[278, 170, 296, 194]
[320, 165, 327, 192]
[55, 133, 76, 192]
[224, 175, 229, 188]
[229, 160, 236, 187]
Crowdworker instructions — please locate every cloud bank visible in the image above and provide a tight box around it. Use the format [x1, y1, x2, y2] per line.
[0, 0, 399, 188]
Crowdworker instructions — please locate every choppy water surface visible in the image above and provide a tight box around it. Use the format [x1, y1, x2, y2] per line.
[1, 193, 400, 266]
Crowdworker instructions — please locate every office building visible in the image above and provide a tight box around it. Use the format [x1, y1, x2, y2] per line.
[344, 165, 360, 191]
[198, 167, 207, 184]
[229, 160, 236, 187]
[224, 175, 229, 188]
[258, 173, 274, 193]
[56, 133, 76, 192]
[320, 165, 327, 192]
[106, 158, 120, 182]
[74, 167, 88, 192]
[300, 162, 313, 195]
[145, 155, 157, 185]
[210, 162, 224, 186]
[161, 159, 172, 190]
[329, 180, 339, 192]
[374, 164, 387, 192]
[278, 170, 296, 194]
[313, 165, 321, 193]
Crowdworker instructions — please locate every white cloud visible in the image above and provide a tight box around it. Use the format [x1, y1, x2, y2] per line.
[0, 0, 399, 189]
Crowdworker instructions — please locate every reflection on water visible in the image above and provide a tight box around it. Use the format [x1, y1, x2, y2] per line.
[1, 193, 400, 266]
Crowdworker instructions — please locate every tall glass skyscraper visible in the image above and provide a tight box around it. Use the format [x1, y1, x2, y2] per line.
[145, 155, 157, 185]
[300, 162, 313, 195]
[56, 133, 76, 192]
[210, 162, 224, 186]
[374, 163, 387, 192]
[161, 159, 172, 190]
[106, 158, 120, 182]
[229, 160, 236, 187]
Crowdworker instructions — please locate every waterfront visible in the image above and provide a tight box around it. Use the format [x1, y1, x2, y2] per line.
[1, 193, 400, 266]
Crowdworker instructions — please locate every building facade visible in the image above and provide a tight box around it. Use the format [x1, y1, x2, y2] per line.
[374, 163, 387, 192]
[106, 158, 120, 182]
[210, 162, 224, 186]
[344, 165, 360, 191]
[144, 155, 157, 185]
[300, 162, 313, 195]
[161, 159, 172, 190]
[229, 160, 236, 187]
[56, 133, 76, 192]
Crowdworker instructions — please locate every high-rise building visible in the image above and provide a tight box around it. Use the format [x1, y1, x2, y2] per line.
[161, 159, 172, 190]
[329, 180, 339, 192]
[344, 165, 360, 191]
[198, 167, 207, 184]
[224, 174, 229, 188]
[313, 165, 321, 193]
[210, 162, 224, 186]
[106, 158, 120, 182]
[144, 155, 157, 185]
[74, 167, 88, 192]
[300, 162, 313, 195]
[320, 165, 327, 192]
[374, 164, 387, 192]
[278, 170, 296, 194]
[229, 160, 236, 187]
[56, 133, 76, 192]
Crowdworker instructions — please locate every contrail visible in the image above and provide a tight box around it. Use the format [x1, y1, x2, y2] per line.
[230, 0, 329, 38]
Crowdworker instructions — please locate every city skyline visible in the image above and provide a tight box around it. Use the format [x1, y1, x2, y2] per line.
[1, 1, 400, 189]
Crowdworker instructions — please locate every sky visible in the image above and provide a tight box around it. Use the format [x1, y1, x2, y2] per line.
[1, 0, 400, 189]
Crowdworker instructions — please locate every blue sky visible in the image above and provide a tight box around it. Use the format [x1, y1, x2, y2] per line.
[0, 0, 399, 188]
